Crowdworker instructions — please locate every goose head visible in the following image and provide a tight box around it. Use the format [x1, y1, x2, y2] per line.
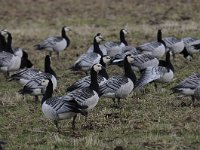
[121, 29, 128, 35]
[93, 63, 104, 73]
[126, 54, 134, 64]
[0, 29, 9, 37]
[102, 55, 111, 65]
[63, 26, 71, 32]
[95, 33, 104, 43]
[40, 79, 50, 87]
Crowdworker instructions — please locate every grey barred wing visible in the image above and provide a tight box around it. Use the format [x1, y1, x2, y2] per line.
[99, 76, 128, 96]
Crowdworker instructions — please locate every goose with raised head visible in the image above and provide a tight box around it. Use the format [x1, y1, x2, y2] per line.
[35, 26, 71, 58]
[136, 29, 166, 58]
[71, 33, 104, 73]
[41, 63, 103, 132]
[171, 73, 200, 106]
[99, 54, 136, 107]
[0, 29, 25, 57]
[67, 55, 111, 92]
[135, 51, 174, 90]
[105, 29, 128, 58]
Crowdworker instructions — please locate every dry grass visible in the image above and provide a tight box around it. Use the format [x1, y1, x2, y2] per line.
[1, 0, 200, 149]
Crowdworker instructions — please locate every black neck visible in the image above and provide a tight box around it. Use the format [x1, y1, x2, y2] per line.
[6, 33, 13, 53]
[89, 69, 99, 93]
[180, 47, 190, 58]
[62, 28, 70, 48]
[99, 58, 109, 79]
[93, 38, 103, 56]
[124, 58, 136, 84]
[165, 51, 174, 72]
[20, 57, 32, 69]
[157, 30, 166, 48]
[45, 59, 57, 78]
[41, 80, 53, 105]
[0, 34, 6, 49]
[120, 30, 128, 46]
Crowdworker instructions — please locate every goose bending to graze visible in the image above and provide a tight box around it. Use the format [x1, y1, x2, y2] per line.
[70, 33, 104, 73]
[171, 73, 200, 106]
[135, 51, 174, 90]
[136, 29, 166, 58]
[41, 63, 103, 132]
[67, 55, 111, 92]
[99, 54, 136, 107]
[163, 37, 184, 55]
[18, 55, 57, 103]
[182, 37, 200, 55]
[9, 55, 54, 85]
[34, 26, 71, 58]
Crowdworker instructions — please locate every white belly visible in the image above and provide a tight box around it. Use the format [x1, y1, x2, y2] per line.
[9, 56, 21, 71]
[42, 102, 58, 120]
[157, 70, 174, 83]
[84, 91, 99, 111]
[179, 88, 195, 96]
[116, 78, 134, 98]
[152, 45, 165, 58]
[169, 41, 184, 53]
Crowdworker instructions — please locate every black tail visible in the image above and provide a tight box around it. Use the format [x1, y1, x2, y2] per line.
[34, 44, 43, 50]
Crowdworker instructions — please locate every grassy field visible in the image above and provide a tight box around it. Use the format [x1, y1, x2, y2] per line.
[1, 0, 200, 149]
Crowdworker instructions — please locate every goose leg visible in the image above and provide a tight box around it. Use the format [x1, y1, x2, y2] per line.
[72, 114, 77, 134]
[85, 113, 88, 122]
[54, 120, 60, 132]
[49, 51, 52, 57]
[34, 96, 39, 109]
[56, 52, 59, 59]
[191, 95, 195, 107]
[154, 82, 158, 91]
[117, 98, 121, 108]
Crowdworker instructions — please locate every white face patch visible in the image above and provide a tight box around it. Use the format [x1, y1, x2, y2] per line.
[186, 55, 192, 61]
[95, 35, 103, 43]
[103, 56, 111, 64]
[127, 55, 134, 63]
[64, 27, 71, 32]
[93, 64, 103, 72]
[123, 29, 128, 35]
[41, 79, 49, 86]
[0, 30, 8, 36]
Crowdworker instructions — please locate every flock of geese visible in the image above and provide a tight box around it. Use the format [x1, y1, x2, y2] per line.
[1, 26, 200, 133]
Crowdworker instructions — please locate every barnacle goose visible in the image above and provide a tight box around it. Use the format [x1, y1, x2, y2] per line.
[0, 29, 25, 57]
[171, 73, 200, 106]
[71, 33, 104, 73]
[105, 29, 128, 58]
[163, 37, 184, 55]
[67, 55, 111, 92]
[136, 29, 166, 58]
[18, 55, 57, 103]
[35, 26, 71, 58]
[182, 37, 200, 55]
[135, 51, 174, 90]
[87, 29, 128, 57]
[41, 63, 103, 132]
[9, 55, 54, 85]
[112, 52, 159, 72]
[99, 54, 136, 107]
